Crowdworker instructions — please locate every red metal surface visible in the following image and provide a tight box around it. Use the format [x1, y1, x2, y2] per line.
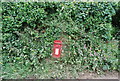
[52, 40, 62, 58]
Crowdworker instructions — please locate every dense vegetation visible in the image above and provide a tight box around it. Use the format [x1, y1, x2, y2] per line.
[2, 2, 120, 78]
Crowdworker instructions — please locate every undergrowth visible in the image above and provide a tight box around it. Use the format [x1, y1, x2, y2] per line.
[1, 2, 120, 79]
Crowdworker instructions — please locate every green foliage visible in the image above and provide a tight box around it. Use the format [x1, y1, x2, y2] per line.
[2, 2, 119, 78]
[112, 2, 120, 40]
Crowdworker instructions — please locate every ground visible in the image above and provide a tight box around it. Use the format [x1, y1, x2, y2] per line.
[25, 58, 119, 79]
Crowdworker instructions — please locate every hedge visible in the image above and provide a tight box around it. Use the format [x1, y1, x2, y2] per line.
[2, 2, 119, 74]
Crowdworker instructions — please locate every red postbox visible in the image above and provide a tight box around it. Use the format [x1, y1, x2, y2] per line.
[52, 40, 62, 58]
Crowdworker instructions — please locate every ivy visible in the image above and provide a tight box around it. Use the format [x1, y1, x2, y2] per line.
[2, 2, 119, 76]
